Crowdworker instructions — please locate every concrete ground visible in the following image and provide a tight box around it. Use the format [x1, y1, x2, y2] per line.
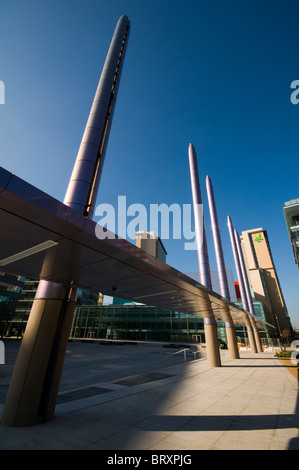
[0, 339, 298, 451]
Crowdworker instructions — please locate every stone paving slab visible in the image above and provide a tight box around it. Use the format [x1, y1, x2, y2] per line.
[0, 342, 298, 451]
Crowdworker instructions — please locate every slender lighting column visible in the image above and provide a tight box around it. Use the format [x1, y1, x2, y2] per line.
[205, 176, 239, 358]
[188, 144, 221, 367]
[64, 15, 130, 218]
[227, 216, 257, 353]
[234, 229, 263, 352]
[2, 16, 131, 427]
[188, 143, 212, 289]
[206, 176, 230, 299]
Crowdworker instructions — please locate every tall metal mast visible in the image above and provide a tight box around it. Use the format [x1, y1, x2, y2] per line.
[206, 175, 230, 299]
[64, 15, 130, 218]
[188, 143, 212, 289]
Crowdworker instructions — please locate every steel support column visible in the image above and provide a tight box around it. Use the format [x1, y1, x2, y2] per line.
[1, 282, 77, 426]
[224, 320, 240, 359]
[204, 317, 221, 367]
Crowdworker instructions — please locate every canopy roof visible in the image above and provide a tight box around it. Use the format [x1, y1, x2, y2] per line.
[0, 167, 273, 330]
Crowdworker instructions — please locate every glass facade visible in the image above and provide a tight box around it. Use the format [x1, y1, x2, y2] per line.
[70, 304, 206, 344]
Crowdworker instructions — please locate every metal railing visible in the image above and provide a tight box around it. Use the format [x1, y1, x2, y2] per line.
[164, 348, 190, 363]
[164, 347, 204, 364]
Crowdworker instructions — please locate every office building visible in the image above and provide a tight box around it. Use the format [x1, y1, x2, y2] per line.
[283, 198, 299, 268]
[136, 231, 167, 263]
[240, 228, 292, 335]
[70, 304, 206, 343]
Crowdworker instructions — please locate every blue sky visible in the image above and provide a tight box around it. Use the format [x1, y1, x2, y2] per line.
[1, 0, 299, 327]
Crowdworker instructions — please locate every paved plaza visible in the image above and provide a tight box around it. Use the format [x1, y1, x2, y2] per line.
[0, 339, 298, 450]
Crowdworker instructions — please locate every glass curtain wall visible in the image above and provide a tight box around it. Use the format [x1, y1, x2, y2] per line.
[70, 305, 206, 344]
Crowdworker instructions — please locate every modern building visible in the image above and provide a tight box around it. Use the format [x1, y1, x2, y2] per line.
[136, 231, 167, 263]
[71, 297, 274, 346]
[240, 228, 292, 335]
[70, 285, 273, 347]
[70, 267, 273, 347]
[70, 304, 206, 344]
[283, 198, 299, 268]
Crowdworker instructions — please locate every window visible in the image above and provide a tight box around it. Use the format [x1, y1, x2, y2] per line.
[292, 215, 299, 226]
